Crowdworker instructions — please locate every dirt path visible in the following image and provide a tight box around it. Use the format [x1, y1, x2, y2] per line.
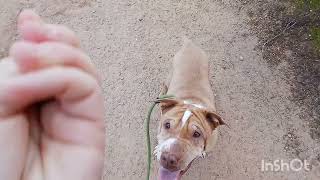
[1, 0, 319, 180]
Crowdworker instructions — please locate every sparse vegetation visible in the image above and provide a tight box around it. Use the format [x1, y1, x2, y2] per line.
[244, 0, 320, 141]
[296, 0, 320, 10]
[311, 27, 320, 51]
[295, 0, 320, 52]
[293, 0, 320, 143]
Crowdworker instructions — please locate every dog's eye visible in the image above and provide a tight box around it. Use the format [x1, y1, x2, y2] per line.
[164, 122, 171, 129]
[193, 131, 201, 138]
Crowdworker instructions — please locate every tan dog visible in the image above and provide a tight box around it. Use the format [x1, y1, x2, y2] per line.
[155, 39, 225, 180]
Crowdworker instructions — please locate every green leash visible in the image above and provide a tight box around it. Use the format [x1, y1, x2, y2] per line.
[145, 94, 175, 180]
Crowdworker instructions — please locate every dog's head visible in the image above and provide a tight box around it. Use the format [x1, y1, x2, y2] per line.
[155, 98, 225, 180]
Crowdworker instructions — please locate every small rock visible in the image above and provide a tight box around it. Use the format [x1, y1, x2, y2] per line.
[239, 56, 244, 61]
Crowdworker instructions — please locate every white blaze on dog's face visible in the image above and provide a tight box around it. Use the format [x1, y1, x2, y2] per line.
[155, 99, 224, 180]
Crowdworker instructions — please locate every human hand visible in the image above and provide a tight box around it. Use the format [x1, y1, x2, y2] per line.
[0, 10, 105, 180]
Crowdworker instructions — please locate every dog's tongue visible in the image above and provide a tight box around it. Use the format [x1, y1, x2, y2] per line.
[158, 167, 181, 180]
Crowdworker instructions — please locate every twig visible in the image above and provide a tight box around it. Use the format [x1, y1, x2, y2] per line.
[262, 20, 297, 49]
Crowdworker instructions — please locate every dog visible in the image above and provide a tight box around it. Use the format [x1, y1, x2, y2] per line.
[154, 39, 226, 180]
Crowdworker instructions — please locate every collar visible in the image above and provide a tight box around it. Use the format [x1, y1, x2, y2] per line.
[183, 100, 205, 109]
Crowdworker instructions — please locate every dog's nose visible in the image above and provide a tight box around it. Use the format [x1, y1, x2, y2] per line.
[160, 153, 179, 171]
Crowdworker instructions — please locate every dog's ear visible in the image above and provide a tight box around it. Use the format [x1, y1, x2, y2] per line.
[159, 83, 168, 96]
[157, 99, 180, 114]
[205, 110, 226, 130]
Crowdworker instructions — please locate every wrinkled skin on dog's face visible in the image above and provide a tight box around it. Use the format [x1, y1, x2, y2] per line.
[155, 99, 224, 180]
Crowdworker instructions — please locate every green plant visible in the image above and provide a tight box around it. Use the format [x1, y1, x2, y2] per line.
[311, 27, 320, 51]
[296, 0, 320, 10]
[310, 0, 320, 10]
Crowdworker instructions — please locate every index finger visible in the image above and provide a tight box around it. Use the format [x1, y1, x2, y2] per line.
[10, 41, 100, 82]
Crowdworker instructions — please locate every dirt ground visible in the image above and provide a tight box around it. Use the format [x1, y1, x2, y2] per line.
[1, 0, 319, 180]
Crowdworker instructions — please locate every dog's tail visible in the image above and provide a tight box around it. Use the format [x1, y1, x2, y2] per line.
[182, 36, 193, 47]
[179, 37, 208, 63]
[181, 37, 205, 54]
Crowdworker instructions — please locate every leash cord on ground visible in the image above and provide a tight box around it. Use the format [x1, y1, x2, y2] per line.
[146, 94, 175, 180]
